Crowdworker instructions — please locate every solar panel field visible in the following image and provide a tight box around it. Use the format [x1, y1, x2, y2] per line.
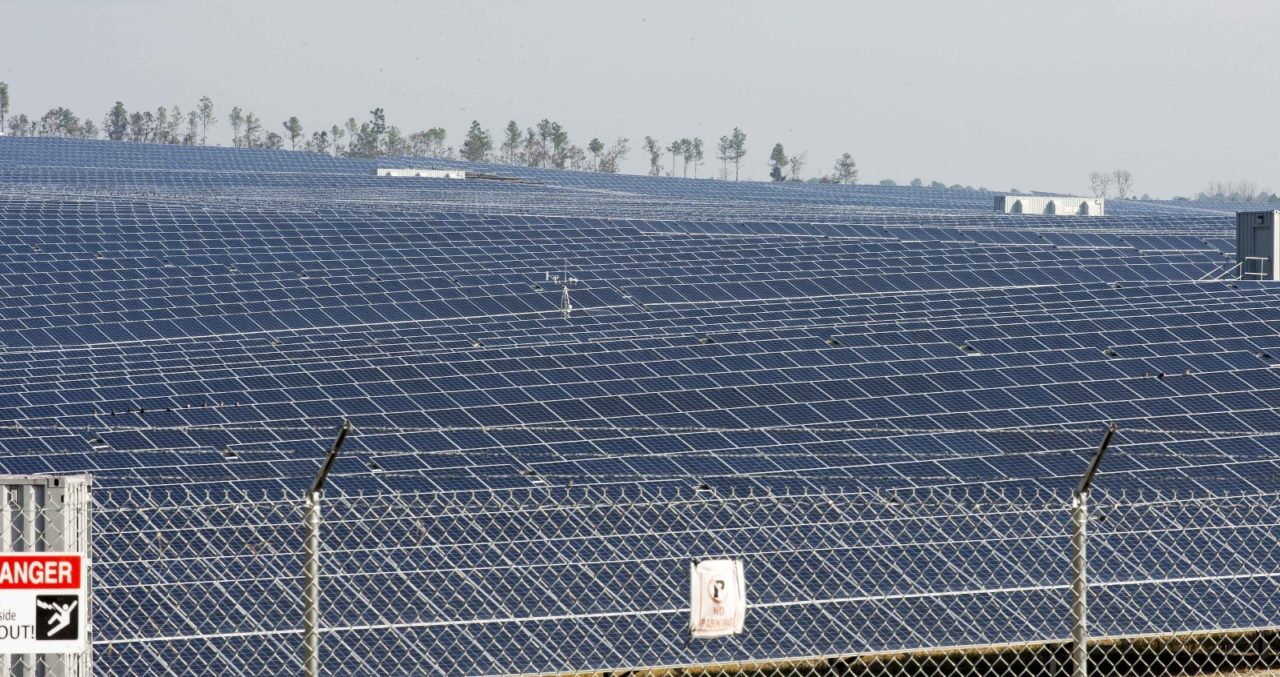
[0, 136, 1278, 675]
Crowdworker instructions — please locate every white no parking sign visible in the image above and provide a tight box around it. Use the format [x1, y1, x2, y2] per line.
[0, 553, 87, 654]
[689, 559, 746, 639]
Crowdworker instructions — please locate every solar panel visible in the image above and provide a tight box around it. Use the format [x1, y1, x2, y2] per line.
[0, 136, 1274, 674]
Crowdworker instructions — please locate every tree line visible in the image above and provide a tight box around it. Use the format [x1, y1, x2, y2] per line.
[14, 82, 1270, 197]
[0, 86, 642, 174]
[1088, 170, 1280, 203]
[0, 83, 869, 183]
[1191, 180, 1280, 204]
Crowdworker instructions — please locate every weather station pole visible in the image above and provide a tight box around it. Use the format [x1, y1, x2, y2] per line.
[302, 419, 351, 677]
[1071, 423, 1116, 677]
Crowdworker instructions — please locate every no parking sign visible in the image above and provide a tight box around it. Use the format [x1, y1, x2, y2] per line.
[689, 559, 745, 639]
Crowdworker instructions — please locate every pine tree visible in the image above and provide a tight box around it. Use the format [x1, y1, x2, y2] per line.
[283, 117, 304, 150]
[105, 101, 129, 141]
[769, 143, 788, 182]
[460, 120, 492, 162]
[501, 121, 523, 164]
[197, 96, 216, 145]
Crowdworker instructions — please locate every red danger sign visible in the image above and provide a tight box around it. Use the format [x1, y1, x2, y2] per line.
[0, 555, 81, 590]
[0, 552, 87, 653]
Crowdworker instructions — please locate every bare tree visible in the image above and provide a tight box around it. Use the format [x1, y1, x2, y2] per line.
[167, 106, 182, 143]
[566, 144, 586, 170]
[716, 136, 732, 180]
[344, 118, 359, 155]
[228, 107, 244, 147]
[153, 107, 169, 143]
[728, 127, 747, 181]
[643, 136, 662, 176]
[1089, 171, 1113, 198]
[833, 153, 858, 184]
[7, 113, 30, 137]
[185, 110, 199, 145]
[243, 112, 262, 148]
[330, 125, 344, 156]
[667, 140, 683, 178]
[1113, 169, 1133, 199]
[597, 137, 630, 174]
[788, 152, 807, 182]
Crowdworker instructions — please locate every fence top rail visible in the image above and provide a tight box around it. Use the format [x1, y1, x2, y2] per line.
[87, 480, 1280, 514]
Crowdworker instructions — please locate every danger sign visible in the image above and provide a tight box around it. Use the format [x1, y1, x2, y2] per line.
[689, 559, 745, 639]
[0, 554, 86, 653]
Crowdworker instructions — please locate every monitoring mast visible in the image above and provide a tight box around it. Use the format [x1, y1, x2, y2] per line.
[548, 261, 578, 320]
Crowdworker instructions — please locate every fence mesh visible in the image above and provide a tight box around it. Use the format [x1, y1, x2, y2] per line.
[88, 485, 1280, 676]
[1086, 494, 1280, 676]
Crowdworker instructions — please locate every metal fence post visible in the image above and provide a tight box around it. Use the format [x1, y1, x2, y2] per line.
[1070, 490, 1088, 677]
[300, 419, 350, 677]
[22, 484, 35, 677]
[302, 490, 321, 677]
[1070, 423, 1116, 677]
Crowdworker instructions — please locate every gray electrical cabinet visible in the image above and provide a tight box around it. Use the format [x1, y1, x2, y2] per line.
[1237, 211, 1280, 280]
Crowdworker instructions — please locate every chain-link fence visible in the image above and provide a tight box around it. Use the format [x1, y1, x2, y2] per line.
[87, 484, 1280, 676]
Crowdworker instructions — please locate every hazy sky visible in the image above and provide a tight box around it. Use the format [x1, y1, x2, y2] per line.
[4, 0, 1279, 196]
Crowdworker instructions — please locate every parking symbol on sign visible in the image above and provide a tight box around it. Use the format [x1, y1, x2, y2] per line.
[34, 595, 79, 641]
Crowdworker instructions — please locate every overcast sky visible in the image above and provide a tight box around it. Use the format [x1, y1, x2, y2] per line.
[4, 0, 1278, 196]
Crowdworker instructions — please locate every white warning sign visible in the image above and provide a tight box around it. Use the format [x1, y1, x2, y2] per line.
[689, 559, 745, 638]
[0, 553, 87, 653]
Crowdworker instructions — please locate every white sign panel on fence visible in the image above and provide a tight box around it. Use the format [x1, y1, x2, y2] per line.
[0, 553, 87, 653]
[689, 559, 745, 638]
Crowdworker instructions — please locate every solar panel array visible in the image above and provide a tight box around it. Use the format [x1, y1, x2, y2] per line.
[0, 137, 1275, 673]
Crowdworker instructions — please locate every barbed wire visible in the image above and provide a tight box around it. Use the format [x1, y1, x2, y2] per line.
[0, 421, 1272, 438]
